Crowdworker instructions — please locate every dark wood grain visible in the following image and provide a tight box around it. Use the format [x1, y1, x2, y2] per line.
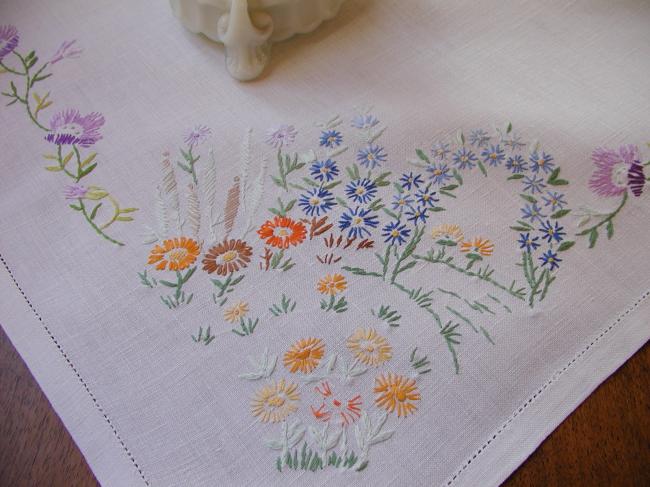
[0, 324, 647, 487]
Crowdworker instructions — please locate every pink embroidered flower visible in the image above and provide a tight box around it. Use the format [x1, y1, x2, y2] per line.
[64, 184, 88, 199]
[0, 25, 19, 61]
[265, 125, 297, 149]
[184, 125, 211, 148]
[45, 109, 105, 147]
[588, 145, 640, 197]
[49, 40, 83, 65]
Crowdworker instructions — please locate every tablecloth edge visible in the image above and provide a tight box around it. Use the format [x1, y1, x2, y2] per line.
[445, 289, 650, 487]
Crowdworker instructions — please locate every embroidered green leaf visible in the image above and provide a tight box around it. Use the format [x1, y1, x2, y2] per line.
[510, 225, 532, 232]
[508, 174, 525, 180]
[431, 206, 445, 212]
[80, 152, 97, 168]
[557, 240, 575, 252]
[606, 220, 614, 239]
[78, 162, 97, 178]
[415, 149, 431, 164]
[382, 207, 398, 219]
[520, 193, 537, 204]
[372, 304, 401, 327]
[42, 154, 59, 160]
[367, 198, 384, 211]
[115, 215, 133, 222]
[440, 190, 456, 198]
[477, 160, 488, 177]
[551, 209, 571, 219]
[62, 151, 74, 166]
[322, 180, 341, 190]
[452, 169, 463, 185]
[335, 196, 348, 208]
[68, 203, 82, 211]
[409, 347, 432, 375]
[373, 171, 392, 187]
[441, 184, 458, 191]
[269, 294, 297, 316]
[547, 167, 569, 186]
[44, 165, 63, 171]
[192, 326, 215, 345]
[506, 122, 513, 134]
[89, 202, 102, 220]
[588, 228, 598, 248]
[120, 207, 138, 213]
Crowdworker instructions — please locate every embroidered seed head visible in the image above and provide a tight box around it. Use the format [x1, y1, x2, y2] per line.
[283, 337, 325, 373]
[202, 239, 252, 275]
[460, 237, 494, 257]
[347, 328, 392, 367]
[257, 216, 306, 249]
[147, 237, 201, 271]
[431, 224, 464, 246]
[589, 145, 640, 198]
[0, 25, 19, 61]
[223, 301, 249, 323]
[317, 273, 347, 296]
[250, 379, 300, 423]
[374, 373, 421, 418]
[45, 109, 105, 147]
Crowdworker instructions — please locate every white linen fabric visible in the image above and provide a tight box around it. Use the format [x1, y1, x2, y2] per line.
[0, 1, 648, 486]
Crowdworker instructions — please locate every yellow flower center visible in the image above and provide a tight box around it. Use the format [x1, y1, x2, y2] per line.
[391, 229, 399, 237]
[490, 153, 497, 159]
[221, 250, 238, 263]
[310, 197, 321, 206]
[167, 248, 188, 264]
[267, 395, 285, 407]
[434, 169, 442, 176]
[461, 156, 468, 162]
[355, 187, 365, 195]
[275, 227, 290, 237]
[353, 216, 363, 225]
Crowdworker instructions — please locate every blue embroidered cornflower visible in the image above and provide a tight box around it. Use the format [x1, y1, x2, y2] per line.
[469, 129, 490, 147]
[431, 142, 451, 160]
[538, 220, 566, 243]
[345, 178, 377, 204]
[518, 233, 541, 252]
[506, 155, 528, 173]
[452, 148, 478, 170]
[521, 203, 547, 224]
[338, 206, 379, 239]
[529, 151, 555, 174]
[391, 193, 415, 211]
[319, 130, 343, 148]
[356, 145, 387, 169]
[415, 184, 439, 208]
[298, 187, 336, 217]
[405, 205, 429, 225]
[522, 175, 547, 194]
[351, 114, 379, 130]
[542, 191, 567, 211]
[481, 144, 506, 167]
[382, 220, 411, 245]
[400, 172, 424, 190]
[426, 163, 453, 185]
[309, 159, 339, 182]
[539, 250, 562, 270]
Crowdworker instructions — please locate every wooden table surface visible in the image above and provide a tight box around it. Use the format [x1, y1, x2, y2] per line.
[0, 325, 648, 487]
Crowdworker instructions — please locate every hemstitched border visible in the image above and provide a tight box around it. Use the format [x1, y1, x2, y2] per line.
[0, 253, 151, 486]
[445, 289, 650, 486]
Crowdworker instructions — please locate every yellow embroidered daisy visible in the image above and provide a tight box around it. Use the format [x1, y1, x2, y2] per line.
[223, 301, 249, 323]
[317, 273, 347, 296]
[431, 224, 464, 245]
[283, 337, 325, 373]
[250, 379, 300, 423]
[346, 328, 392, 367]
[374, 373, 421, 418]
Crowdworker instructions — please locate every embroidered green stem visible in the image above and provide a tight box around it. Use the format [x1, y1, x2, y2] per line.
[211, 273, 245, 306]
[177, 145, 200, 185]
[74, 199, 125, 246]
[577, 191, 628, 248]
[271, 150, 305, 191]
[520, 251, 555, 308]
[320, 294, 348, 313]
[160, 267, 196, 301]
[56, 144, 77, 180]
[389, 227, 424, 284]
[192, 326, 215, 345]
[413, 249, 527, 301]
[269, 294, 297, 316]
[1, 51, 51, 131]
[409, 348, 432, 375]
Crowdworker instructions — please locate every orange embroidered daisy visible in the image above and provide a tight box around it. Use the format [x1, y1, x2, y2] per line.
[202, 238, 252, 275]
[317, 273, 347, 296]
[374, 373, 421, 418]
[460, 237, 494, 256]
[223, 301, 249, 323]
[346, 328, 392, 367]
[311, 381, 363, 427]
[431, 224, 464, 245]
[283, 337, 325, 373]
[250, 379, 300, 423]
[147, 237, 201, 271]
[257, 216, 307, 249]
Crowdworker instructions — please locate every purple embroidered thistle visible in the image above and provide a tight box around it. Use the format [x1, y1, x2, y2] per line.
[184, 125, 211, 148]
[265, 124, 297, 149]
[588, 145, 639, 197]
[64, 184, 88, 200]
[45, 109, 105, 147]
[0, 25, 19, 61]
[627, 161, 646, 197]
[50, 39, 83, 65]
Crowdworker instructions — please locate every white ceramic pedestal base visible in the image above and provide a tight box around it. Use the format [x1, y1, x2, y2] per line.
[170, 0, 347, 81]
